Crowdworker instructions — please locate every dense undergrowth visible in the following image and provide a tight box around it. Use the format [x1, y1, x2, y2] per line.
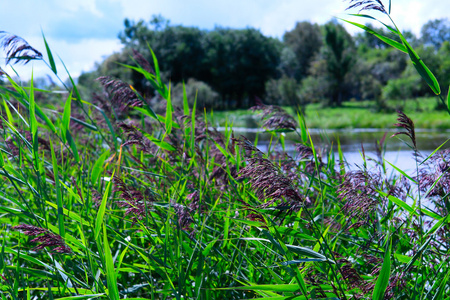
[1, 1, 450, 299]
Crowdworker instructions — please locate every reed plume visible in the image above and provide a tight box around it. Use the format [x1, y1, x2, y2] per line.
[345, 0, 387, 14]
[0, 32, 43, 65]
[13, 224, 72, 254]
[391, 110, 417, 149]
[236, 136, 303, 208]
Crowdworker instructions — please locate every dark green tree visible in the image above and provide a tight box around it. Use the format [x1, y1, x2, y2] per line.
[203, 28, 281, 108]
[322, 21, 355, 106]
[120, 17, 207, 84]
[283, 21, 322, 80]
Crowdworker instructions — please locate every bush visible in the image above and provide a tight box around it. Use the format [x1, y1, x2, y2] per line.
[171, 78, 221, 110]
[264, 76, 302, 108]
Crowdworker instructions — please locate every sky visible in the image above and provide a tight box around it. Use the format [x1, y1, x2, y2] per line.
[1, 0, 449, 82]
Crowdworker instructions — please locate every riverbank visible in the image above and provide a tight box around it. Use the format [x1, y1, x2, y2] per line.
[210, 97, 450, 130]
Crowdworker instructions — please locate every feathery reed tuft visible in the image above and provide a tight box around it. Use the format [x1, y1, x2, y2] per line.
[113, 176, 155, 223]
[250, 99, 297, 131]
[391, 110, 416, 149]
[97, 76, 143, 117]
[13, 224, 72, 254]
[132, 49, 155, 74]
[0, 32, 43, 65]
[345, 0, 387, 14]
[236, 136, 303, 208]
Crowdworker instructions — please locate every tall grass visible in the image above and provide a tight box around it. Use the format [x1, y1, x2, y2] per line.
[0, 2, 450, 298]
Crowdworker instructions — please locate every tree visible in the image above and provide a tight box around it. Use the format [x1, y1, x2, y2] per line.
[322, 21, 355, 106]
[283, 21, 322, 80]
[117, 17, 281, 109]
[202, 28, 281, 108]
[120, 17, 207, 84]
[421, 18, 450, 50]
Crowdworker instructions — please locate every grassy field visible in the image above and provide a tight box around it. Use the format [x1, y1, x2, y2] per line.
[211, 97, 450, 130]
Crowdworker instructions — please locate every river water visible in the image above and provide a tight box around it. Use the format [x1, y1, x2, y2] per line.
[228, 128, 450, 175]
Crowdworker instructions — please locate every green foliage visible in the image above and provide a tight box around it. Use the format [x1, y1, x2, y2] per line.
[265, 76, 302, 109]
[282, 21, 323, 80]
[171, 78, 220, 110]
[117, 18, 281, 108]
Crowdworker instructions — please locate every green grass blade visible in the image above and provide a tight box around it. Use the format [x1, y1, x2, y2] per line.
[91, 151, 110, 186]
[420, 138, 449, 166]
[378, 191, 416, 215]
[103, 225, 119, 300]
[165, 83, 173, 136]
[399, 34, 440, 95]
[432, 269, 450, 300]
[42, 32, 57, 74]
[372, 236, 391, 300]
[340, 18, 406, 53]
[95, 178, 112, 241]
[62, 91, 72, 143]
[182, 81, 189, 116]
[384, 160, 418, 184]
[66, 131, 80, 163]
[54, 295, 106, 300]
[50, 138, 65, 238]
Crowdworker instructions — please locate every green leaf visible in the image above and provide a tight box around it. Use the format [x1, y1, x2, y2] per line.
[378, 191, 416, 215]
[432, 269, 450, 300]
[447, 85, 450, 111]
[164, 83, 173, 136]
[42, 32, 57, 74]
[217, 283, 302, 292]
[136, 127, 176, 151]
[399, 34, 440, 95]
[134, 106, 158, 121]
[420, 138, 449, 166]
[54, 294, 106, 300]
[66, 130, 80, 163]
[384, 160, 418, 184]
[45, 201, 90, 226]
[95, 178, 112, 241]
[202, 239, 218, 256]
[91, 151, 110, 186]
[340, 18, 407, 53]
[103, 225, 119, 300]
[182, 81, 189, 116]
[50, 138, 65, 239]
[372, 236, 391, 300]
[62, 91, 72, 143]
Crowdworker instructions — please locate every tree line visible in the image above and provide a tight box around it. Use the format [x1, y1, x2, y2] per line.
[77, 16, 450, 111]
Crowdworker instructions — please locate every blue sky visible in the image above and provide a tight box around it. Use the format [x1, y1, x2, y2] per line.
[1, 0, 448, 81]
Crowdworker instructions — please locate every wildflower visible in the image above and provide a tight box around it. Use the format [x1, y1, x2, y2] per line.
[13, 224, 72, 254]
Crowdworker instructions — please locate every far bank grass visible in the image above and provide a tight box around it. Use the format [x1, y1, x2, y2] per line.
[210, 97, 450, 130]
